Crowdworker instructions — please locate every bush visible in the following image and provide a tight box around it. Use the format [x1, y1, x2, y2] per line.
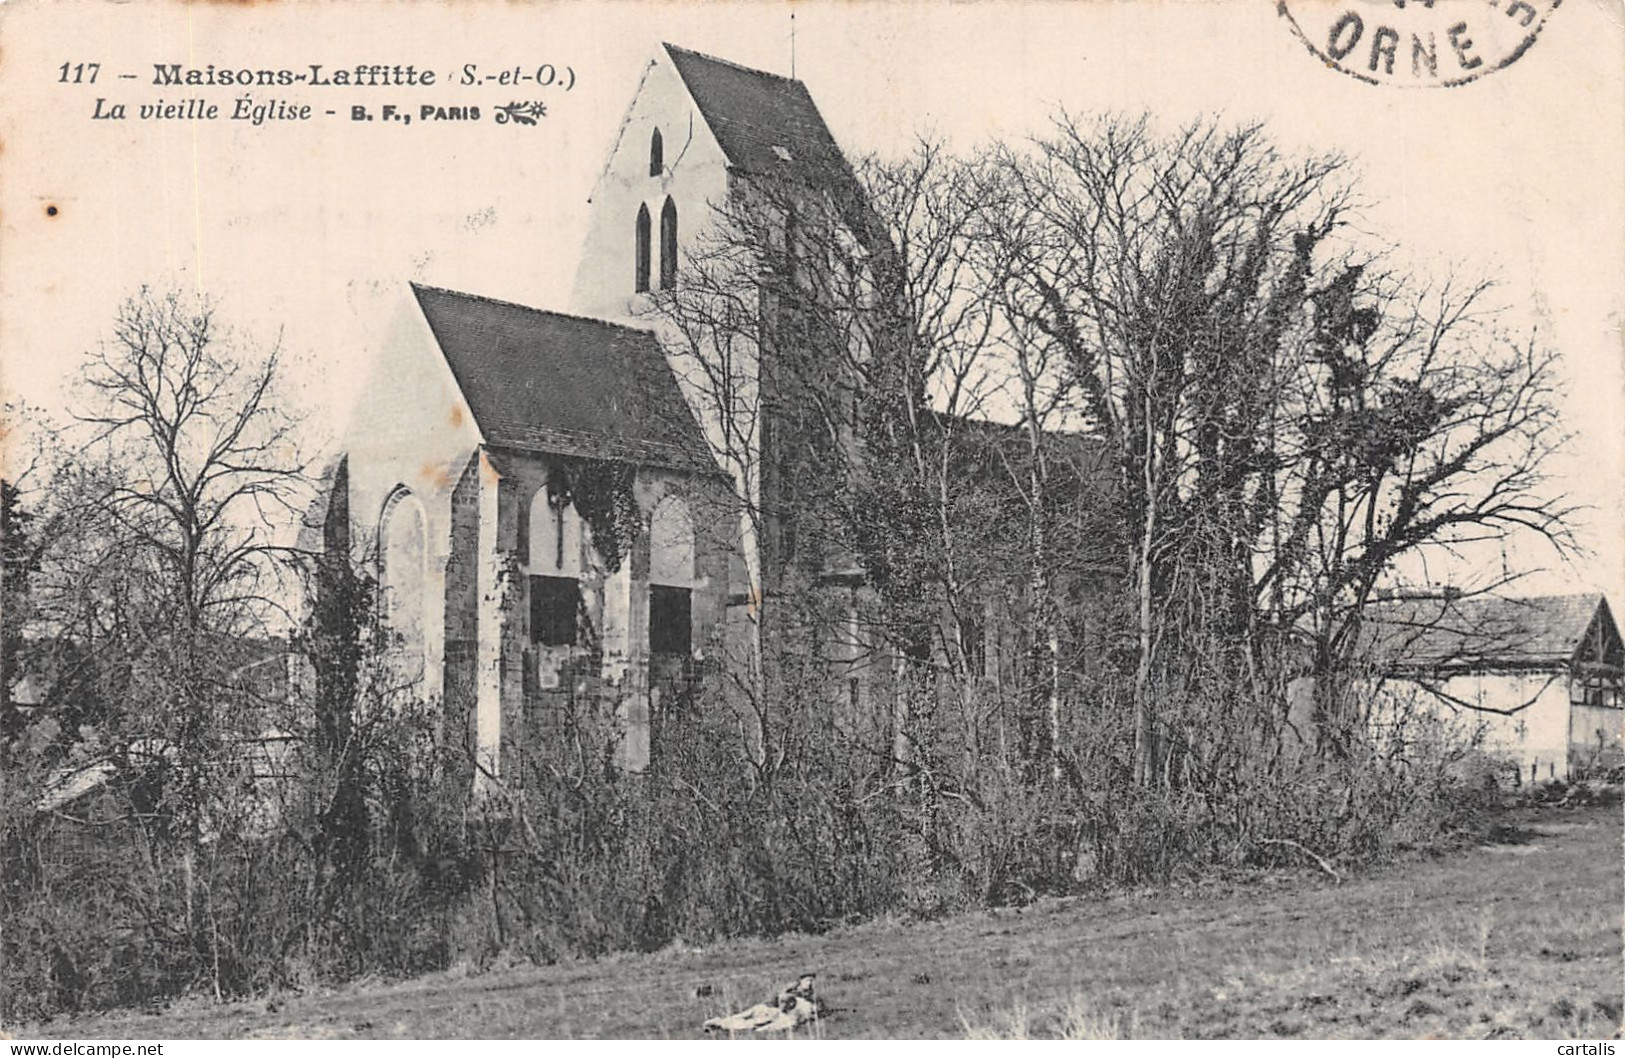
[2, 655, 1494, 1022]
[0, 689, 474, 1022]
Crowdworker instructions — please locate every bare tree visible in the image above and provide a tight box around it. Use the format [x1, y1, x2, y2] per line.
[644, 142, 1024, 772]
[70, 287, 309, 970]
[1263, 270, 1576, 750]
[987, 115, 1352, 783]
[990, 114, 1573, 776]
[78, 289, 306, 635]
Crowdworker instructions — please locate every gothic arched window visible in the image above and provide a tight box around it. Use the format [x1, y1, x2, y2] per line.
[650, 496, 694, 586]
[528, 479, 583, 647]
[649, 495, 695, 656]
[649, 128, 664, 176]
[635, 204, 652, 293]
[659, 197, 678, 291]
[379, 487, 429, 677]
[528, 480, 582, 577]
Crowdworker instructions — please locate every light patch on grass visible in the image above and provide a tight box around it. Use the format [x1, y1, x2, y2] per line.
[960, 996, 1126, 1040]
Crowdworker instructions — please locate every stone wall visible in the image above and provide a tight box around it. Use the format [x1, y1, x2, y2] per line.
[342, 288, 484, 701]
[469, 448, 737, 778]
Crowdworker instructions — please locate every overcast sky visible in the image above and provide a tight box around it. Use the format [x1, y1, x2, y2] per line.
[2, 0, 1620, 601]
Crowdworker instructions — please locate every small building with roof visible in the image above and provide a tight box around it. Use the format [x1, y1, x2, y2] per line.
[1359, 591, 1625, 781]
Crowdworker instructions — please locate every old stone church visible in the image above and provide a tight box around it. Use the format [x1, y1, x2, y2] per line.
[325, 44, 867, 782]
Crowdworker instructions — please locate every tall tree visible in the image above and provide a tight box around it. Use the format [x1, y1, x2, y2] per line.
[988, 116, 1352, 782]
[1264, 269, 1575, 749]
[990, 113, 1572, 778]
[72, 287, 308, 942]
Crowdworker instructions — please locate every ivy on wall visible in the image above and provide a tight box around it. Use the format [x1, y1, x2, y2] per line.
[555, 459, 642, 571]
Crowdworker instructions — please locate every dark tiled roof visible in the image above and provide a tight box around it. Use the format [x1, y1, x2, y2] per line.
[663, 44, 854, 188]
[1361, 592, 1615, 672]
[928, 411, 1123, 576]
[931, 410, 1112, 474]
[411, 284, 717, 473]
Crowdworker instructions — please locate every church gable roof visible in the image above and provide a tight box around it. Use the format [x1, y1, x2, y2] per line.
[410, 284, 716, 473]
[662, 44, 853, 187]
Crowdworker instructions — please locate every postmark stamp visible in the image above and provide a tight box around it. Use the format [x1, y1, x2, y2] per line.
[1277, 0, 1562, 87]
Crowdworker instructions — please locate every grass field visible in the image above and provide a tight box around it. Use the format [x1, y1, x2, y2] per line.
[18, 802, 1623, 1040]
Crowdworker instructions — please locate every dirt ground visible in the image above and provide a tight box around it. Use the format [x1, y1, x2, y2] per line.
[19, 802, 1624, 1040]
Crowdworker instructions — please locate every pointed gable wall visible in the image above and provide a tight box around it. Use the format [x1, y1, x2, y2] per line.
[343, 285, 485, 546]
[340, 284, 487, 701]
[570, 51, 732, 322]
[1576, 597, 1625, 671]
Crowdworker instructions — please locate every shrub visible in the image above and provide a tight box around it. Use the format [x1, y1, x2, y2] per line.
[2, 652, 1495, 1022]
